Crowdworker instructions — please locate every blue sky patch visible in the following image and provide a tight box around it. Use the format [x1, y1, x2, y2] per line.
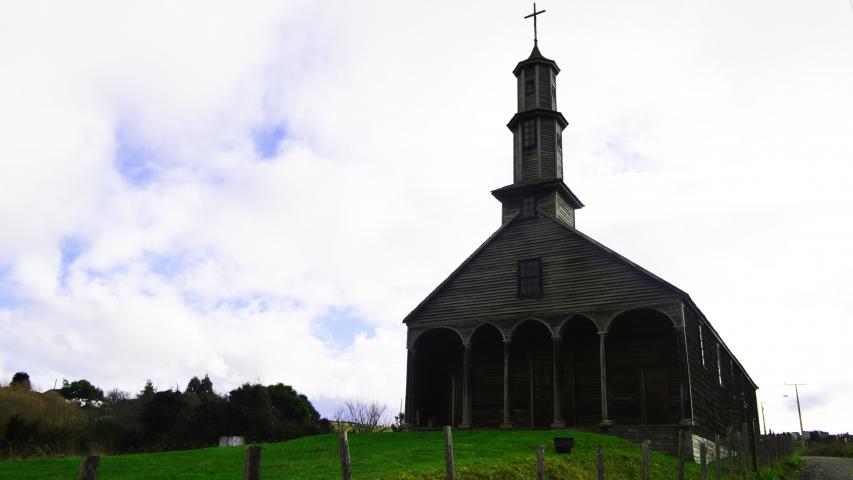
[114, 128, 160, 186]
[314, 307, 374, 347]
[59, 236, 88, 287]
[605, 134, 648, 172]
[252, 124, 287, 159]
[0, 265, 20, 308]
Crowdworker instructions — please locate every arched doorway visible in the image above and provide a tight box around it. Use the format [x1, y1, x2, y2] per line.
[509, 320, 553, 428]
[560, 316, 600, 426]
[607, 309, 680, 425]
[470, 323, 504, 427]
[412, 328, 464, 428]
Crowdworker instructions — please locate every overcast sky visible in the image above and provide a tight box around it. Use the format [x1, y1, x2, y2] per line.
[1, 0, 851, 434]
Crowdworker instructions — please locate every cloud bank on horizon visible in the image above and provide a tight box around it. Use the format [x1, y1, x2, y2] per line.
[0, 1, 851, 433]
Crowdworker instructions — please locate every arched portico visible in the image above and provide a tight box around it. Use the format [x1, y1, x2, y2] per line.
[560, 316, 601, 426]
[469, 323, 504, 427]
[410, 328, 464, 428]
[605, 309, 681, 425]
[509, 320, 554, 427]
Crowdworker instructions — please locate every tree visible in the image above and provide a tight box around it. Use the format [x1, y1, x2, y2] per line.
[137, 380, 156, 401]
[332, 400, 388, 433]
[186, 375, 216, 402]
[139, 390, 191, 436]
[267, 383, 320, 424]
[59, 379, 105, 405]
[10, 372, 31, 391]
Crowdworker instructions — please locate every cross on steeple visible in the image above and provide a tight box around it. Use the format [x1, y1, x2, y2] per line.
[524, 2, 546, 45]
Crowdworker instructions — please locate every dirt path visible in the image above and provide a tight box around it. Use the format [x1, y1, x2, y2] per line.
[800, 456, 853, 480]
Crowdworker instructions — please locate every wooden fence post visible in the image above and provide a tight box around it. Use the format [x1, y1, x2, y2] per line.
[536, 444, 545, 480]
[444, 426, 456, 480]
[597, 446, 605, 480]
[243, 446, 261, 480]
[715, 434, 722, 480]
[700, 442, 708, 480]
[339, 431, 352, 480]
[641, 440, 650, 480]
[77, 456, 100, 480]
[677, 429, 689, 480]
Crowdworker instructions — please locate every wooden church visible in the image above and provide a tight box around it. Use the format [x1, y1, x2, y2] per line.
[402, 14, 760, 456]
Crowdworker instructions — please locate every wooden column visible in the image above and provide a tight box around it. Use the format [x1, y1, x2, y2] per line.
[501, 339, 513, 428]
[460, 343, 472, 428]
[598, 331, 613, 427]
[675, 325, 692, 425]
[405, 347, 416, 426]
[551, 335, 565, 428]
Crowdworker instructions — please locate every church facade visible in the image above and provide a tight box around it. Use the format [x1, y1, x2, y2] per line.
[402, 41, 759, 456]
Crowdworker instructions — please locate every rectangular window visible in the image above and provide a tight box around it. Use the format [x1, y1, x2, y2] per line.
[518, 259, 542, 297]
[522, 120, 536, 149]
[717, 344, 723, 386]
[699, 324, 706, 367]
[521, 196, 536, 218]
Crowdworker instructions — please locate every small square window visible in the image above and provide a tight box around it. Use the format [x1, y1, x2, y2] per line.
[522, 120, 536, 149]
[521, 196, 536, 218]
[518, 259, 542, 297]
[525, 80, 535, 96]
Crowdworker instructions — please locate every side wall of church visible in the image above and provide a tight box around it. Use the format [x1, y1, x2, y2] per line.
[684, 305, 759, 443]
[408, 216, 680, 327]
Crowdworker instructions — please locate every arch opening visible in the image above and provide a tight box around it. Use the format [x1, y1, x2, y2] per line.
[607, 309, 680, 425]
[560, 316, 600, 426]
[509, 320, 553, 428]
[469, 323, 504, 427]
[413, 328, 464, 428]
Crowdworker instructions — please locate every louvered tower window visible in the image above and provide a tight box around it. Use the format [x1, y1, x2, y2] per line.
[522, 120, 536, 149]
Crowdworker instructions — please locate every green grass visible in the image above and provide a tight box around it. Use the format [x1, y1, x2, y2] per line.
[0, 430, 801, 479]
[797, 442, 853, 458]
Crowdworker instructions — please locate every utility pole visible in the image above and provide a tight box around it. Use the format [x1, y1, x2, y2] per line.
[760, 401, 767, 435]
[784, 382, 806, 448]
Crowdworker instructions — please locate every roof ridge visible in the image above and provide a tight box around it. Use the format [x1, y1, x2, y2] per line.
[402, 212, 520, 324]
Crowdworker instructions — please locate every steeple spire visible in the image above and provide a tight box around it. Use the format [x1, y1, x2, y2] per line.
[491, 7, 583, 228]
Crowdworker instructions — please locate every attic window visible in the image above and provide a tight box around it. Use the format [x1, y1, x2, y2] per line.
[518, 259, 542, 297]
[521, 196, 536, 218]
[522, 120, 536, 149]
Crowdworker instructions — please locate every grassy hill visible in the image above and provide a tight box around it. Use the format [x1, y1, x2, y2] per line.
[0, 429, 801, 479]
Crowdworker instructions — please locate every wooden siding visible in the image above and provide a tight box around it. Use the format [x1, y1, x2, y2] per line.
[683, 305, 758, 441]
[540, 118, 556, 177]
[524, 66, 536, 110]
[555, 193, 575, 228]
[555, 123, 563, 179]
[513, 126, 522, 183]
[538, 66, 553, 110]
[408, 216, 679, 326]
[502, 204, 519, 225]
[522, 147, 539, 180]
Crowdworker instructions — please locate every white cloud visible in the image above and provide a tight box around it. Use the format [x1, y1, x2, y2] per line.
[0, 0, 851, 433]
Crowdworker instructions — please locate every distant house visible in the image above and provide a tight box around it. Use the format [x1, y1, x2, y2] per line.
[402, 38, 759, 457]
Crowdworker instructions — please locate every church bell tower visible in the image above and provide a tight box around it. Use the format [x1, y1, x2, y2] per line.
[492, 11, 583, 227]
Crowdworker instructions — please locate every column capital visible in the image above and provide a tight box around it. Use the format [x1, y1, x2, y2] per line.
[503, 338, 513, 345]
[598, 330, 608, 337]
[552, 334, 562, 342]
